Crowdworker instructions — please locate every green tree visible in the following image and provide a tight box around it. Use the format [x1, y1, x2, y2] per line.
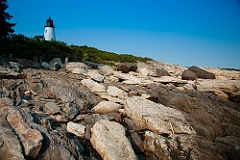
[0, 0, 15, 40]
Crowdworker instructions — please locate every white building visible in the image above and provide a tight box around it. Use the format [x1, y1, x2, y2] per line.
[44, 17, 56, 41]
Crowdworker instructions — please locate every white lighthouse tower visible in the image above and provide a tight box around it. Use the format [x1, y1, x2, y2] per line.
[44, 17, 56, 41]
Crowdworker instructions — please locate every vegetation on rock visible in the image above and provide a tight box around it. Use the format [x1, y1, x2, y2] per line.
[0, 34, 152, 64]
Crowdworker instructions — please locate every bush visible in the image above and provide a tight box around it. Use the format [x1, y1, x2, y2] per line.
[0, 34, 152, 64]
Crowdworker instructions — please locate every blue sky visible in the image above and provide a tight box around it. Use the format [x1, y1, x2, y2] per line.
[7, 0, 240, 68]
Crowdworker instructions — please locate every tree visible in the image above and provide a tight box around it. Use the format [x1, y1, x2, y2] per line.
[0, 0, 15, 40]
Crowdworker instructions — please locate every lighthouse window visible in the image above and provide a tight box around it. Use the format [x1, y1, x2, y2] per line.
[45, 29, 47, 33]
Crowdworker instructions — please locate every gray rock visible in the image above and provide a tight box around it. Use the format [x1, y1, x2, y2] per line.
[129, 132, 144, 154]
[66, 122, 86, 138]
[93, 101, 122, 114]
[181, 69, 198, 80]
[81, 79, 106, 93]
[65, 102, 80, 120]
[107, 86, 128, 99]
[59, 145, 75, 160]
[85, 61, 99, 69]
[87, 70, 105, 83]
[45, 102, 61, 114]
[138, 68, 150, 76]
[41, 62, 51, 70]
[143, 131, 231, 160]
[65, 62, 87, 72]
[83, 114, 112, 127]
[6, 109, 43, 158]
[125, 96, 196, 135]
[49, 58, 63, 71]
[188, 66, 216, 79]
[72, 68, 88, 74]
[156, 68, 170, 77]
[117, 63, 138, 73]
[0, 66, 20, 79]
[0, 126, 25, 160]
[229, 91, 240, 102]
[17, 59, 40, 68]
[90, 120, 137, 160]
[9, 61, 20, 72]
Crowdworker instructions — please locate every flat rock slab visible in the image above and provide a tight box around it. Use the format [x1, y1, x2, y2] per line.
[90, 120, 137, 160]
[107, 86, 128, 99]
[125, 96, 196, 135]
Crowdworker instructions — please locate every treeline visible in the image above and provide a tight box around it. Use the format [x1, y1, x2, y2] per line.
[0, 34, 152, 64]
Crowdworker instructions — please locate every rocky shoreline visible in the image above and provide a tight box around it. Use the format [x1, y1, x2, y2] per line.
[0, 59, 240, 160]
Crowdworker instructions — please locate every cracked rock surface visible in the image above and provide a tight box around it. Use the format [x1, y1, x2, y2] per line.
[0, 60, 240, 160]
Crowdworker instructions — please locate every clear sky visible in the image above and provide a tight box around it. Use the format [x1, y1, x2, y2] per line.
[7, 0, 240, 69]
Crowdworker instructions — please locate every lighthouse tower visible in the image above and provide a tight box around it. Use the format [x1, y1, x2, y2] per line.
[44, 17, 56, 41]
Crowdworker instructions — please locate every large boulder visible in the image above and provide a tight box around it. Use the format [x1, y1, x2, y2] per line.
[6, 109, 43, 158]
[117, 63, 138, 73]
[188, 66, 216, 79]
[181, 69, 198, 80]
[0, 127, 25, 160]
[90, 120, 137, 160]
[65, 62, 87, 72]
[125, 96, 196, 135]
[143, 131, 228, 160]
[49, 58, 63, 71]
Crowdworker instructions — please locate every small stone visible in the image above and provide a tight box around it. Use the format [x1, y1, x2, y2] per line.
[66, 122, 86, 137]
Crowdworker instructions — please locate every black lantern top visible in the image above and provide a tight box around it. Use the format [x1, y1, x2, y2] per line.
[45, 17, 55, 28]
